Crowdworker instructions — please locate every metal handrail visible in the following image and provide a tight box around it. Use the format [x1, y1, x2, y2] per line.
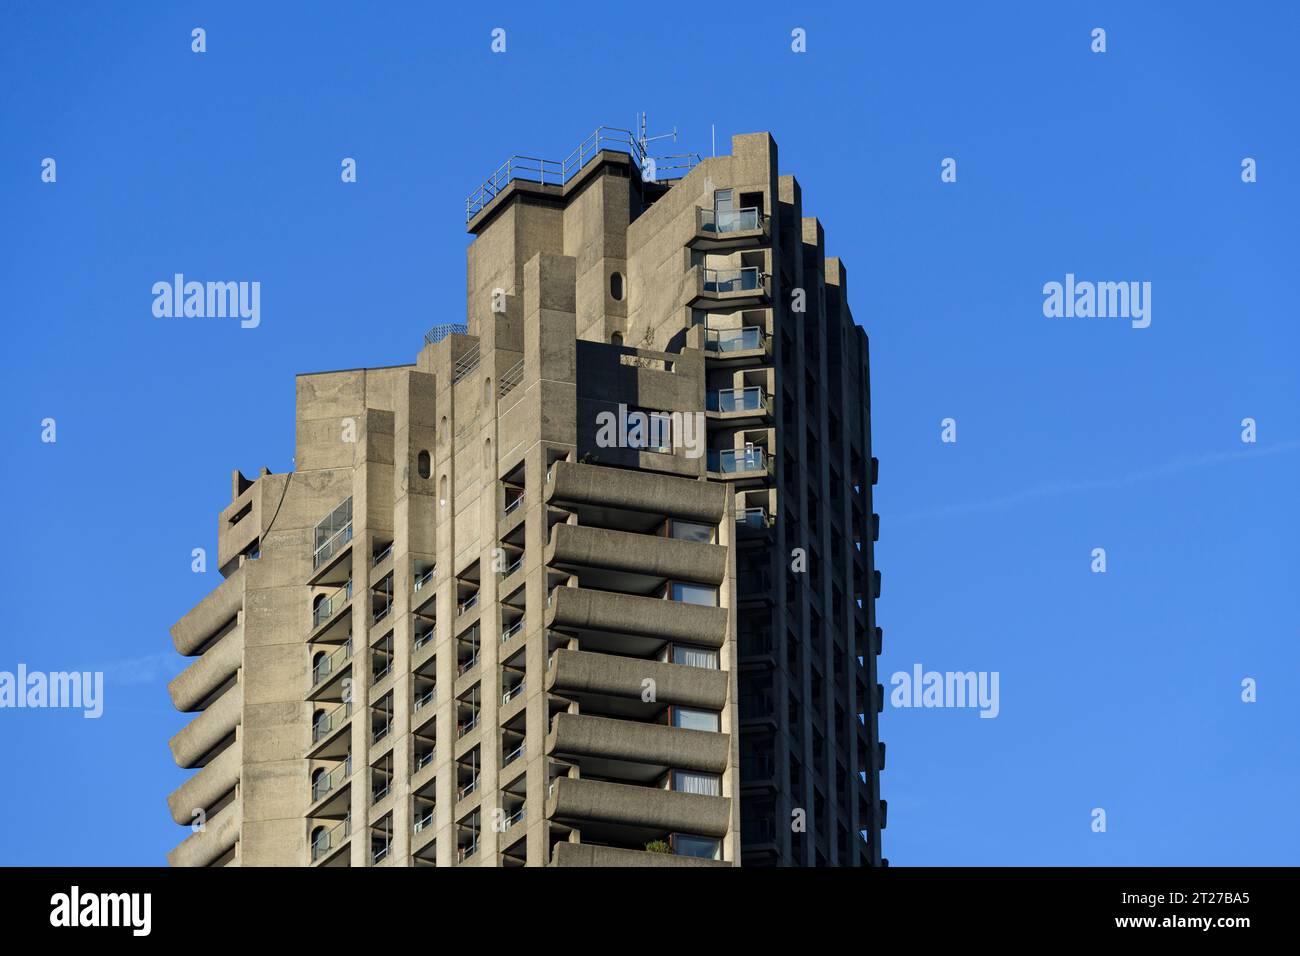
[707, 447, 767, 474]
[703, 266, 762, 293]
[704, 326, 765, 353]
[312, 700, 353, 743]
[498, 359, 524, 398]
[312, 580, 352, 629]
[452, 344, 481, 383]
[313, 522, 353, 570]
[699, 206, 763, 233]
[312, 638, 353, 685]
[311, 755, 352, 801]
[311, 813, 351, 861]
[500, 618, 525, 643]
[466, 126, 701, 220]
[707, 386, 769, 413]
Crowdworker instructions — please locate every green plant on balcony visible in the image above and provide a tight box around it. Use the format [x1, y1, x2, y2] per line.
[644, 840, 672, 854]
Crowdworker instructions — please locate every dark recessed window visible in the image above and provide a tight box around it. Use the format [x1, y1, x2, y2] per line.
[417, 450, 431, 479]
[610, 271, 624, 301]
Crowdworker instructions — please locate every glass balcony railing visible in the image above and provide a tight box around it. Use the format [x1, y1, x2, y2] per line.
[414, 686, 436, 711]
[707, 386, 768, 414]
[415, 748, 436, 772]
[311, 813, 351, 862]
[312, 580, 352, 629]
[458, 592, 480, 615]
[457, 654, 479, 677]
[457, 776, 479, 801]
[311, 756, 352, 801]
[702, 266, 761, 294]
[457, 840, 479, 863]
[457, 714, 479, 739]
[707, 447, 767, 474]
[501, 555, 524, 578]
[502, 808, 525, 830]
[312, 701, 353, 743]
[413, 567, 435, 592]
[414, 628, 435, 651]
[500, 618, 525, 643]
[503, 492, 525, 518]
[737, 507, 772, 532]
[414, 808, 435, 833]
[704, 326, 764, 353]
[312, 638, 353, 685]
[313, 497, 354, 569]
[503, 742, 525, 767]
[502, 681, 525, 706]
[700, 206, 762, 234]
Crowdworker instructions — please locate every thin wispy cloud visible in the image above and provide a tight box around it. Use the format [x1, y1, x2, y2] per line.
[891, 441, 1300, 523]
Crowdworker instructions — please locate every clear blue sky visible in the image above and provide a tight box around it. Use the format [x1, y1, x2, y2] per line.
[1, 1, 1296, 865]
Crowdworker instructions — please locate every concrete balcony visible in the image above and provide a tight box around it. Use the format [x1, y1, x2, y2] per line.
[546, 712, 729, 774]
[169, 684, 242, 769]
[167, 801, 239, 868]
[546, 586, 728, 649]
[550, 842, 730, 867]
[706, 446, 772, 486]
[546, 460, 727, 524]
[167, 739, 242, 825]
[545, 777, 730, 838]
[168, 623, 242, 712]
[698, 325, 772, 368]
[546, 649, 728, 711]
[688, 205, 770, 251]
[171, 563, 245, 657]
[546, 523, 726, 588]
[687, 264, 770, 310]
[705, 387, 772, 427]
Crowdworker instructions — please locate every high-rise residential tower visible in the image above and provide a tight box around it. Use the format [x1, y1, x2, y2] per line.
[166, 128, 885, 867]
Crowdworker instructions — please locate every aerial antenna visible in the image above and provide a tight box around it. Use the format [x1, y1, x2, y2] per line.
[636, 111, 679, 157]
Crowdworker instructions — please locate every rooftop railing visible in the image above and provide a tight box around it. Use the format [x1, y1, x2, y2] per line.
[466, 126, 700, 221]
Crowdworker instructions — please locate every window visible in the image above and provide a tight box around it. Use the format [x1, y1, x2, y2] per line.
[668, 519, 714, 543]
[672, 833, 721, 860]
[417, 450, 431, 479]
[671, 770, 721, 796]
[610, 271, 624, 301]
[669, 582, 717, 606]
[672, 707, 720, 733]
[611, 331, 623, 346]
[671, 645, 719, 669]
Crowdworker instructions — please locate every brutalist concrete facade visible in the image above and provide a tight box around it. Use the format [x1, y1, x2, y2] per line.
[166, 131, 884, 867]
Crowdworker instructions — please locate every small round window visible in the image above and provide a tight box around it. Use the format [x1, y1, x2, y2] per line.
[610, 271, 625, 301]
[417, 450, 431, 479]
